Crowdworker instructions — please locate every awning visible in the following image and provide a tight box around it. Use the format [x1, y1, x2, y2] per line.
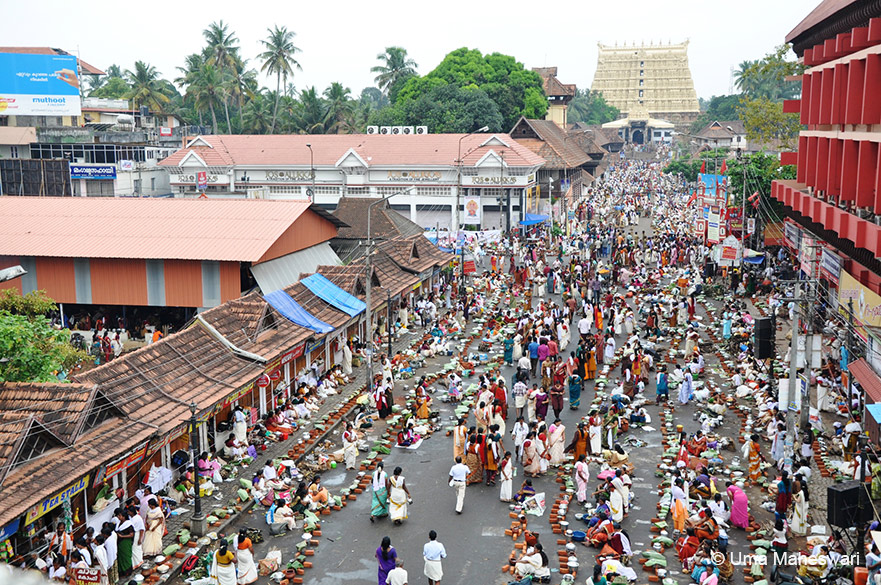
[849, 358, 881, 403]
[520, 213, 549, 226]
[263, 290, 334, 334]
[300, 273, 366, 318]
[744, 256, 765, 264]
[251, 242, 341, 294]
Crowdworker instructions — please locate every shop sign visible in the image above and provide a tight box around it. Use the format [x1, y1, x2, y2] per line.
[411, 281, 422, 290]
[432, 267, 441, 277]
[71, 568, 102, 584]
[69, 164, 116, 180]
[221, 385, 252, 409]
[159, 127, 173, 137]
[838, 270, 881, 328]
[471, 176, 517, 185]
[269, 369, 281, 382]
[280, 343, 306, 366]
[820, 247, 842, 285]
[386, 170, 441, 182]
[418, 269, 432, 281]
[104, 440, 150, 479]
[0, 518, 20, 542]
[266, 170, 314, 182]
[784, 220, 801, 250]
[146, 425, 187, 457]
[256, 374, 270, 388]
[306, 338, 325, 354]
[25, 474, 90, 525]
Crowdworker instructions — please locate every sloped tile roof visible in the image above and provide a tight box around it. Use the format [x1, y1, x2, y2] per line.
[333, 197, 424, 241]
[511, 118, 591, 169]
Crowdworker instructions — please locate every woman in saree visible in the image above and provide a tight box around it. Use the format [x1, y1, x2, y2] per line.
[115, 510, 135, 578]
[725, 481, 749, 529]
[388, 466, 411, 526]
[465, 435, 484, 484]
[547, 419, 566, 466]
[568, 373, 583, 409]
[452, 418, 467, 461]
[574, 454, 590, 504]
[671, 478, 688, 534]
[370, 462, 389, 523]
[141, 499, 165, 557]
[503, 337, 514, 365]
[586, 344, 597, 380]
[566, 422, 589, 460]
[209, 539, 237, 585]
[588, 410, 603, 455]
[523, 432, 542, 477]
[790, 480, 808, 536]
[746, 433, 765, 483]
[235, 529, 258, 584]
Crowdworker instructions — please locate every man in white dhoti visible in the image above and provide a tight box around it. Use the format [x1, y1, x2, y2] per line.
[423, 530, 446, 585]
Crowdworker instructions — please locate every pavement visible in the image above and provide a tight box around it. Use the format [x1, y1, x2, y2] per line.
[162, 215, 824, 585]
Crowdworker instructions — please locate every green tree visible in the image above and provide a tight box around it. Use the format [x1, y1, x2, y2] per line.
[689, 94, 743, 133]
[295, 87, 329, 134]
[371, 47, 418, 96]
[373, 84, 503, 133]
[125, 61, 171, 112]
[567, 89, 620, 125]
[242, 91, 274, 133]
[663, 158, 703, 182]
[0, 290, 88, 382]
[89, 76, 130, 99]
[735, 46, 801, 102]
[323, 82, 354, 133]
[203, 20, 239, 73]
[394, 48, 546, 130]
[259, 25, 302, 134]
[185, 62, 223, 130]
[360, 87, 389, 110]
[738, 96, 801, 150]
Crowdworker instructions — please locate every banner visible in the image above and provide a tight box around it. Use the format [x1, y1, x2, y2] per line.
[838, 270, 881, 329]
[784, 220, 801, 250]
[69, 164, 116, 180]
[463, 195, 481, 225]
[0, 52, 82, 116]
[25, 475, 90, 525]
[820, 247, 842, 285]
[799, 235, 819, 278]
[70, 568, 101, 585]
[707, 206, 721, 244]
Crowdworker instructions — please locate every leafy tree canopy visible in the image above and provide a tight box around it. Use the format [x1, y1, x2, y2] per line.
[567, 89, 620, 125]
[394, 48, 547, 130]
[371, 84, 504, 133]
[0, 290, 88, 382]
[734, 45, 802, 102]
[689, 94, 742, 133]
[737, 96, 801, 150]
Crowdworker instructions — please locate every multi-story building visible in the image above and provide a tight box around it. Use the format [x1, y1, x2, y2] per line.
[158, 133, 545, 231]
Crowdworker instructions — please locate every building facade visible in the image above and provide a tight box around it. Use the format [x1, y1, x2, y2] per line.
[590, 41, 701, 126]
[159, 133, 545, 232]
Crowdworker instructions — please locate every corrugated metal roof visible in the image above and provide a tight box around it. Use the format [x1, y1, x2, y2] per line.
[159, 133, 546, 169]
[250, 241, 341, 293]
[0, 197, 327, 262]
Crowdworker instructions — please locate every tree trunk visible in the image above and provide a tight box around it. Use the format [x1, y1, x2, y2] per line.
[271, 72, 281, 134]
[224, 98, 232, 133]
[209, 101, 218, 133]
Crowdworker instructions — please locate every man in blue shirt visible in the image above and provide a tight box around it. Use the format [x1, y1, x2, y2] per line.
[527, 337, 539, 376]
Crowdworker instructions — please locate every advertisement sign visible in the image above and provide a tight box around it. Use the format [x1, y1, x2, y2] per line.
[838, 270, 881, 329]
[707, 207, 721, 244]
[747, 218, 756, 235]
[69, 164, 117, 180]
[463, 194, 481, 225]
[159, 127, 173, 136]
[0, 518, 20, 543]
[119, 160, 134, 171]
[820, 247, 842, 285]
[197, 171, 208, 190]
[306, 338, 325, 354]
[698, 173, 728, 197]
[256, 374, 270, 388]
[800, 235, 819, 279]
[0, 52, 82, 116]
[25, 475, 90, 525]
[784, 220, 801, 251]
[71, 568, 102, 584]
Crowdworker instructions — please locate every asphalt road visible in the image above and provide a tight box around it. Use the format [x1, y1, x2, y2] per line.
[179, 214, 770, 585]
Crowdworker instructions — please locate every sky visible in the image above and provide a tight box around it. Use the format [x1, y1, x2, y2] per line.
[0, 0, 819, 101]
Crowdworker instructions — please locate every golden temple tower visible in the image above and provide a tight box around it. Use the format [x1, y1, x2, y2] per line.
[591, 41, 700, 125]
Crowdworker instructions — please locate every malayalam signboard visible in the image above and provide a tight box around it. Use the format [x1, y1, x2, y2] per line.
[784, 220, 801, 251]
[838, 270, 881, 329]
[820, 247, 843, 285]
[69, 164, 117, 180]
[0, 52, 82, 116]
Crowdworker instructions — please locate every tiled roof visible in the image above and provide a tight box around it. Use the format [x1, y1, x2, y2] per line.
[0, 47, 105, 75]
[159, 134, 545, 169]
[333, 197, 424, 241]
[0, 197, 330, 262]
[0, 383, 98, 444]
[532, 67, 576, 98]
[511, 118, 591, 169]
[697, 121, 745, 140]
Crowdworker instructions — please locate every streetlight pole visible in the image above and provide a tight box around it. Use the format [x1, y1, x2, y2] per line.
[306, 143, 315, 202]
[456, 126, 490, 282]
[365, 187, 414, 401]
[188, 401, 206, 536]
[386, 289, 393, 357]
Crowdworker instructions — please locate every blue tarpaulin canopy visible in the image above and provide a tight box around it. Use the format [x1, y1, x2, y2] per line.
[520, 213, 548, 226]
[263, 290, 334, 333]
[744, 255, 765, 264]
[300, 273, 366, 318]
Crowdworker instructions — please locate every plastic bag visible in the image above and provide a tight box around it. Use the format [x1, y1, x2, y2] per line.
[258, 547, 282, 576]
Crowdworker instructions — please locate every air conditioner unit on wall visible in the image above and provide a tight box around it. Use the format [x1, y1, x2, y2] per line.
[380, 126, 393, 135]
[402, 126, 414, 135]
[366, 126, 379, 134]
[415, 126, 428, 134]
[392, 126, 403, 135]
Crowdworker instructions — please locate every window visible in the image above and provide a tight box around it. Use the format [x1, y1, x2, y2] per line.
[639, 79, 644, 87]
[315, 186, 341, 195]
[640, 70, 644, 76]
[416, 187, 449, 197]
[10, 146, 18, 158]
[269, 185, 301, 194]
[150, 177, 156, 191]
[134, 179, 142, 193]
[639, 90, 644, 98]
[345, 186, 367, 195]
[0, 117, 7, 127]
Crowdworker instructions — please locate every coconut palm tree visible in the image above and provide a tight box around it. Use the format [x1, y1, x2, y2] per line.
[258, 25, 301, 133]
[371, 47, 417, 96]
[323, 82, 354, 133]
[125, 61, 171, 112]
[203, 20, 239, 72]
[185, 63, 222, 131]
[243, 91, 274, 133]
[295, 87, 329, 134]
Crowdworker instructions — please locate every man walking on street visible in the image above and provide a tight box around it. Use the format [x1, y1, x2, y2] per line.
[423, 530, 446, 585]
[386, 558, 407, 585]
[449, 457, 469, 514]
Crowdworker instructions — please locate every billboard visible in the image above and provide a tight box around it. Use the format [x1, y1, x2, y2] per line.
[463, 194, 481, 225]
[69, 164, 116, 180]
[0, 52, 82, 116]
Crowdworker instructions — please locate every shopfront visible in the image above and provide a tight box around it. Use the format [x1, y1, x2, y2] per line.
[16, 474, 91, 557]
